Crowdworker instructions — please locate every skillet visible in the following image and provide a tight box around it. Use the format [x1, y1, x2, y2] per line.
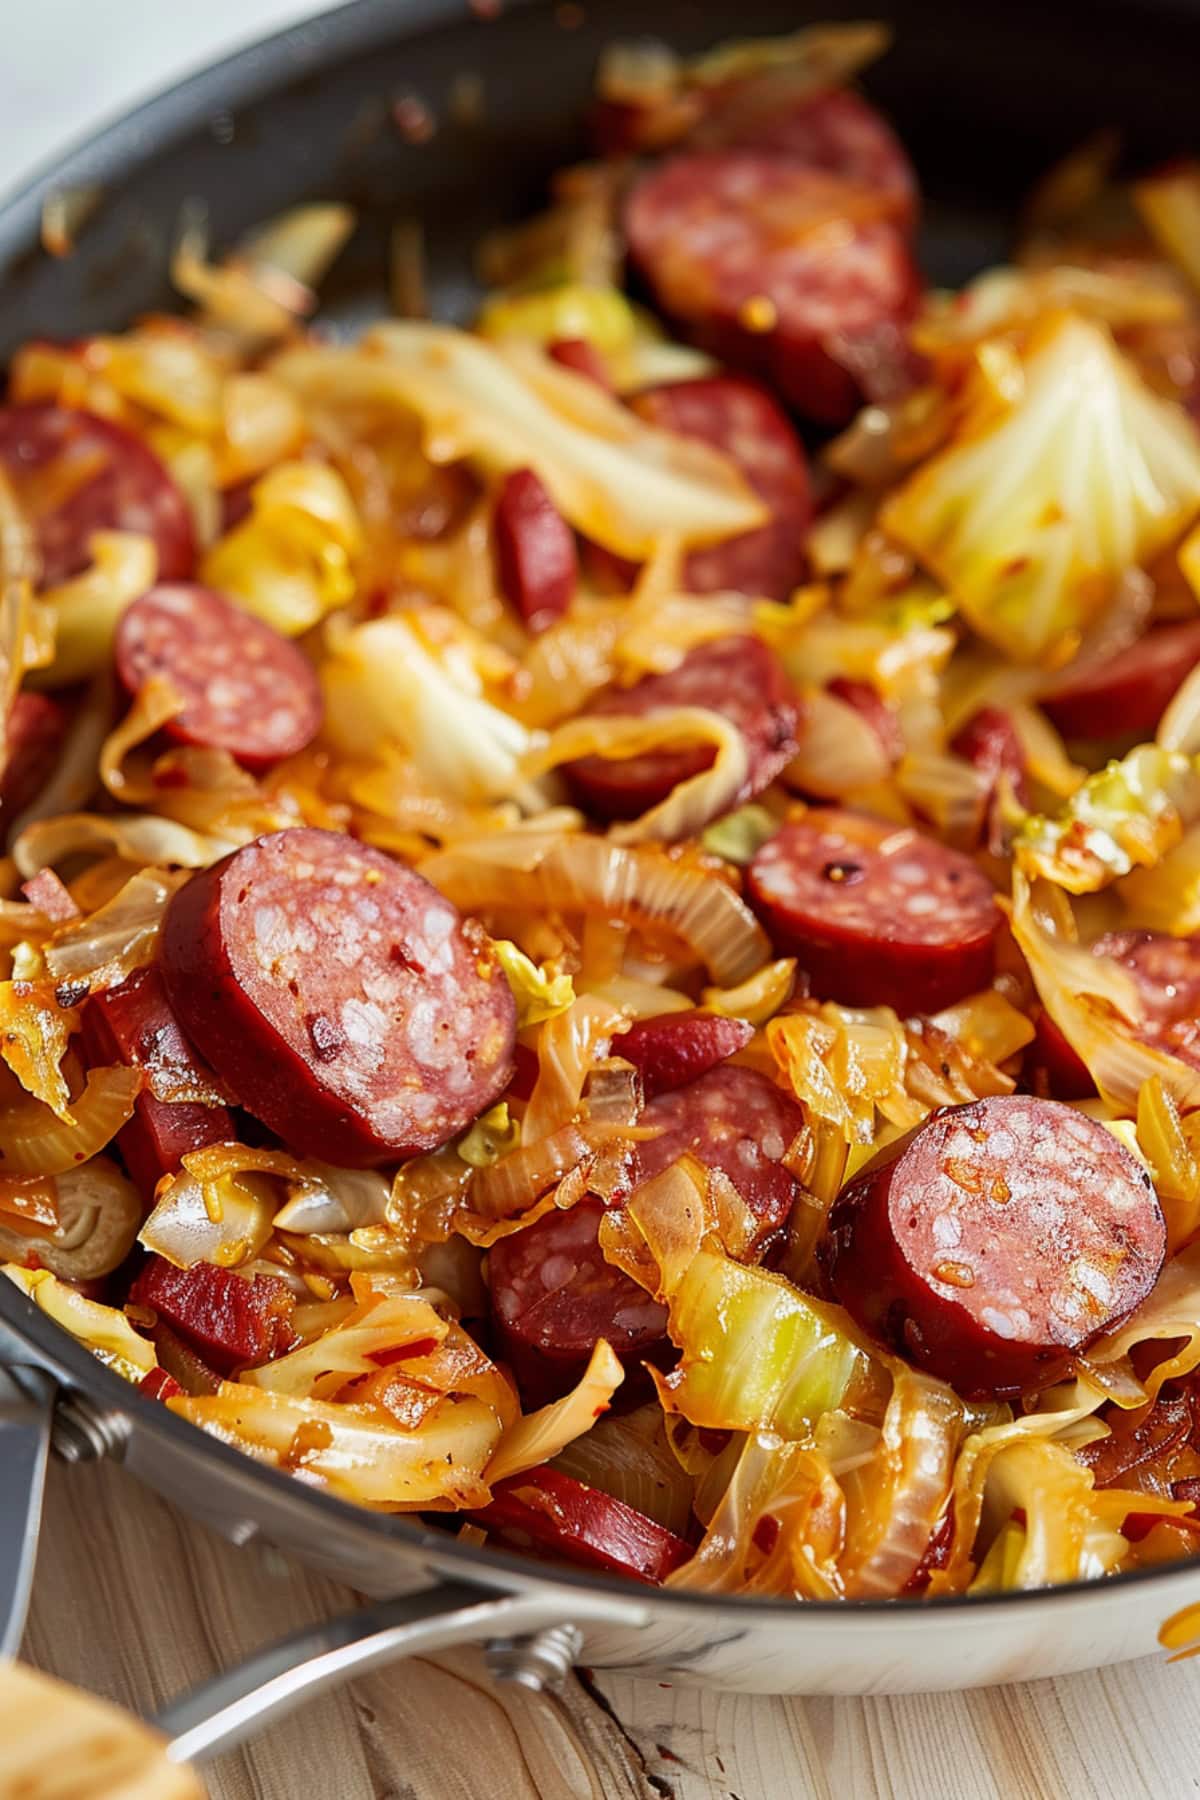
[3, 0, 1200, 1764]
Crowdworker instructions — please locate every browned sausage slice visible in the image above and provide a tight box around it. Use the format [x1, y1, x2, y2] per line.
[564, 634, 799, 824]
[624, 151, 922, 423]
[493, 467, 579, 633]
[488, 1066, 801, 1404]
[161, 827, 517, 1167]
[633, 1063, 804, 1253]
[0, 402, 195, 587]
[821, 1094, 1166, 1397]
[747, 808, 1000, 1014]
[487, 1198, 670, 1406]
[629, 377, 810, 601]
[115, 584, 323, 770]
[614, 1010, 754, 1098]
[1042, 622, 1200, 740]
[1090, 930, 1200, 1072]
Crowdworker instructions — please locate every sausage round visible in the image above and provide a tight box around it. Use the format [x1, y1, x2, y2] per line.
[628, 377, 811, 601]
[614, 1010, 754, 1098]
[488, 1065, 802, 1403]
[493, 467, 579, 633]
[1, 692, 65, 829]
[633, 1064, 804, 1252]
[0, 403, 195, 588]
[746, 808, 1000, 1014]
[160, 827, 517, 1167]
[114, 584, 324, 770]
[702, 87, 918, 229]
[80, 965, 235, 1201]
[821, 1094, 1166, 1397]
[1090, 929, 1200, 1071]
[950, 707, 1030, 809]
[487, 1197, 671, 1406]
[624, 151, 922, 423]
[1026, 1011, 1096, 1101]
[1042, 622, 1200, 741]
[470, 1464, 692, 1584]
[564, 634, 799, 824]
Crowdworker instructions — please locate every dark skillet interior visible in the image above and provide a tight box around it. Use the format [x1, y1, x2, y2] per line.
[4, 0, 1200, 1621]
[4, 0, 1200, 361]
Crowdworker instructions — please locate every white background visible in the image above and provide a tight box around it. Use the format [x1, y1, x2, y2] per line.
[2, 0, 332, 203]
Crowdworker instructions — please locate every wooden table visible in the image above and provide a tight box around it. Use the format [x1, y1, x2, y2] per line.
[21, 1456, 1200, 1799]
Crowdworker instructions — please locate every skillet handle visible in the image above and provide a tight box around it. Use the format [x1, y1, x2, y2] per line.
[0, 1365, 54, 1658]
[157, 1579, 647, 1766]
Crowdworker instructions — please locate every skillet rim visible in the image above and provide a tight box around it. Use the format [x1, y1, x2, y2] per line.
[1, 0, 1198, 1629]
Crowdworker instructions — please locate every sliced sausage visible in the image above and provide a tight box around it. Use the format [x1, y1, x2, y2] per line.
[493, 467, 578, 633]
[564, 634, 799, 824]
[470, 1464, 692, 1584]
[747, 808, 1000, 1014]
[628, 377, 810, 601]
[633, 1063, 804, 1252]
[488, 1064, 801, 1403]
[1, 692, 66, 827]
[701, 87, 918, 230]
[1042, 622, 1200, 741]
[614, 1010, 754, 1099]
[1090, 930, 1200, 1072]
[130, 1255, 297, 1374]
[0, 402, 195, 588]
[826, 676, 903, 764]
[114, 584, 323, 771]
[160, 827, 517, 1167]
[80, 965, 235, 1202]
[624, 151, 922, 424]
[487, 1198, 671, 1406]
[821, 1094, 1166, 1398]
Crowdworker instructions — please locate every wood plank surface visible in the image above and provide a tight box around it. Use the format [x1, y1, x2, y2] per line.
[20, 1457, 1200, 1800]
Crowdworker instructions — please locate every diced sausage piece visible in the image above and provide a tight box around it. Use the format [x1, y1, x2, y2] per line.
[564, 635, 799, 825]
[821, 1094, 1166, 1398]
[1042, 622, 1200, 741]
[950, 707, 1030, 809]
[1090, 930, 1200, 1072]
[160, 827, 517, 1167]
[80, 965, 235, 1202]
[114, 584, 323, 771]
[703, 87, 918, 229]
[624, 152, 922, 423]
[629, 377, 810, 600]
[747, 808, 1000, 1014]
[827, 676, 904, 764]
[547, 338, 614, 390]
[470, 1464, 692, 1584]
[130, 1255, 297, 1374]
[487, 1198, 670, 1406]
[1, 693, 66, 827]
[493, 468, 579, 633]
[614, 1010, 754, 1098]
[0, 402, 195, 588]
[632, 1064, 804, 1253]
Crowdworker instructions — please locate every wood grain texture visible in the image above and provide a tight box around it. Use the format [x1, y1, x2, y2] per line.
[21, 1457, 1200, 1800]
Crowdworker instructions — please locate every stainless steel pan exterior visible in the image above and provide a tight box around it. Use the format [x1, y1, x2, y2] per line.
[3, 0, 1200, 1738]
